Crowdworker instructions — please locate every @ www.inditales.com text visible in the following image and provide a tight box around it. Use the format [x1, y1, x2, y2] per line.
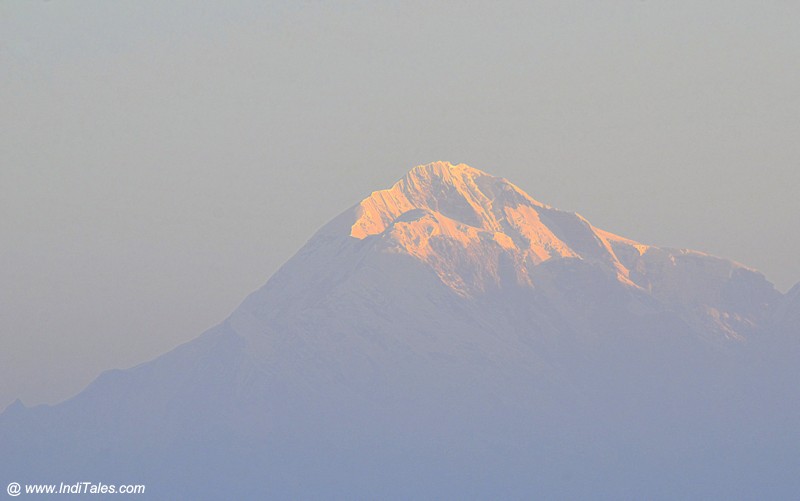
[6, 481, 145, 496]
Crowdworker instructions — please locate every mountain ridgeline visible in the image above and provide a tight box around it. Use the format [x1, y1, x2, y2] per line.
[2, 162, 798, 499]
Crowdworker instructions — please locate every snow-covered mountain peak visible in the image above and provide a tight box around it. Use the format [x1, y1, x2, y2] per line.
[303, 161, 779, 335]
[350, 161, 545, 239]
[2, 161, 793, 500]
[338, 161, 635, 294]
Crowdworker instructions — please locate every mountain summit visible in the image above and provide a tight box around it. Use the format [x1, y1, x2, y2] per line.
[317, 162, 778, 337]
[2, 161, 797, 499]
[335, 161, 631, 293]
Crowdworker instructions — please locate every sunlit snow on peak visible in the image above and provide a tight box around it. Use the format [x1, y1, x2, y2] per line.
[345, 161, 638, 294]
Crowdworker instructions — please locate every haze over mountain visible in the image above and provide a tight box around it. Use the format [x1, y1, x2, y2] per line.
[2, 162, 798, 499]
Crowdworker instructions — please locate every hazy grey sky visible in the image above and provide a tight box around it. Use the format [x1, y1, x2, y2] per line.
[2, 0, 798, 410]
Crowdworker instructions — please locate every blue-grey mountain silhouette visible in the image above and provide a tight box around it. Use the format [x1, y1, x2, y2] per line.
[3, 162, 798, 499]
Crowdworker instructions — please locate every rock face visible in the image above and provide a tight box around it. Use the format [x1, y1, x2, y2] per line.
[2, 162, 797, 499]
